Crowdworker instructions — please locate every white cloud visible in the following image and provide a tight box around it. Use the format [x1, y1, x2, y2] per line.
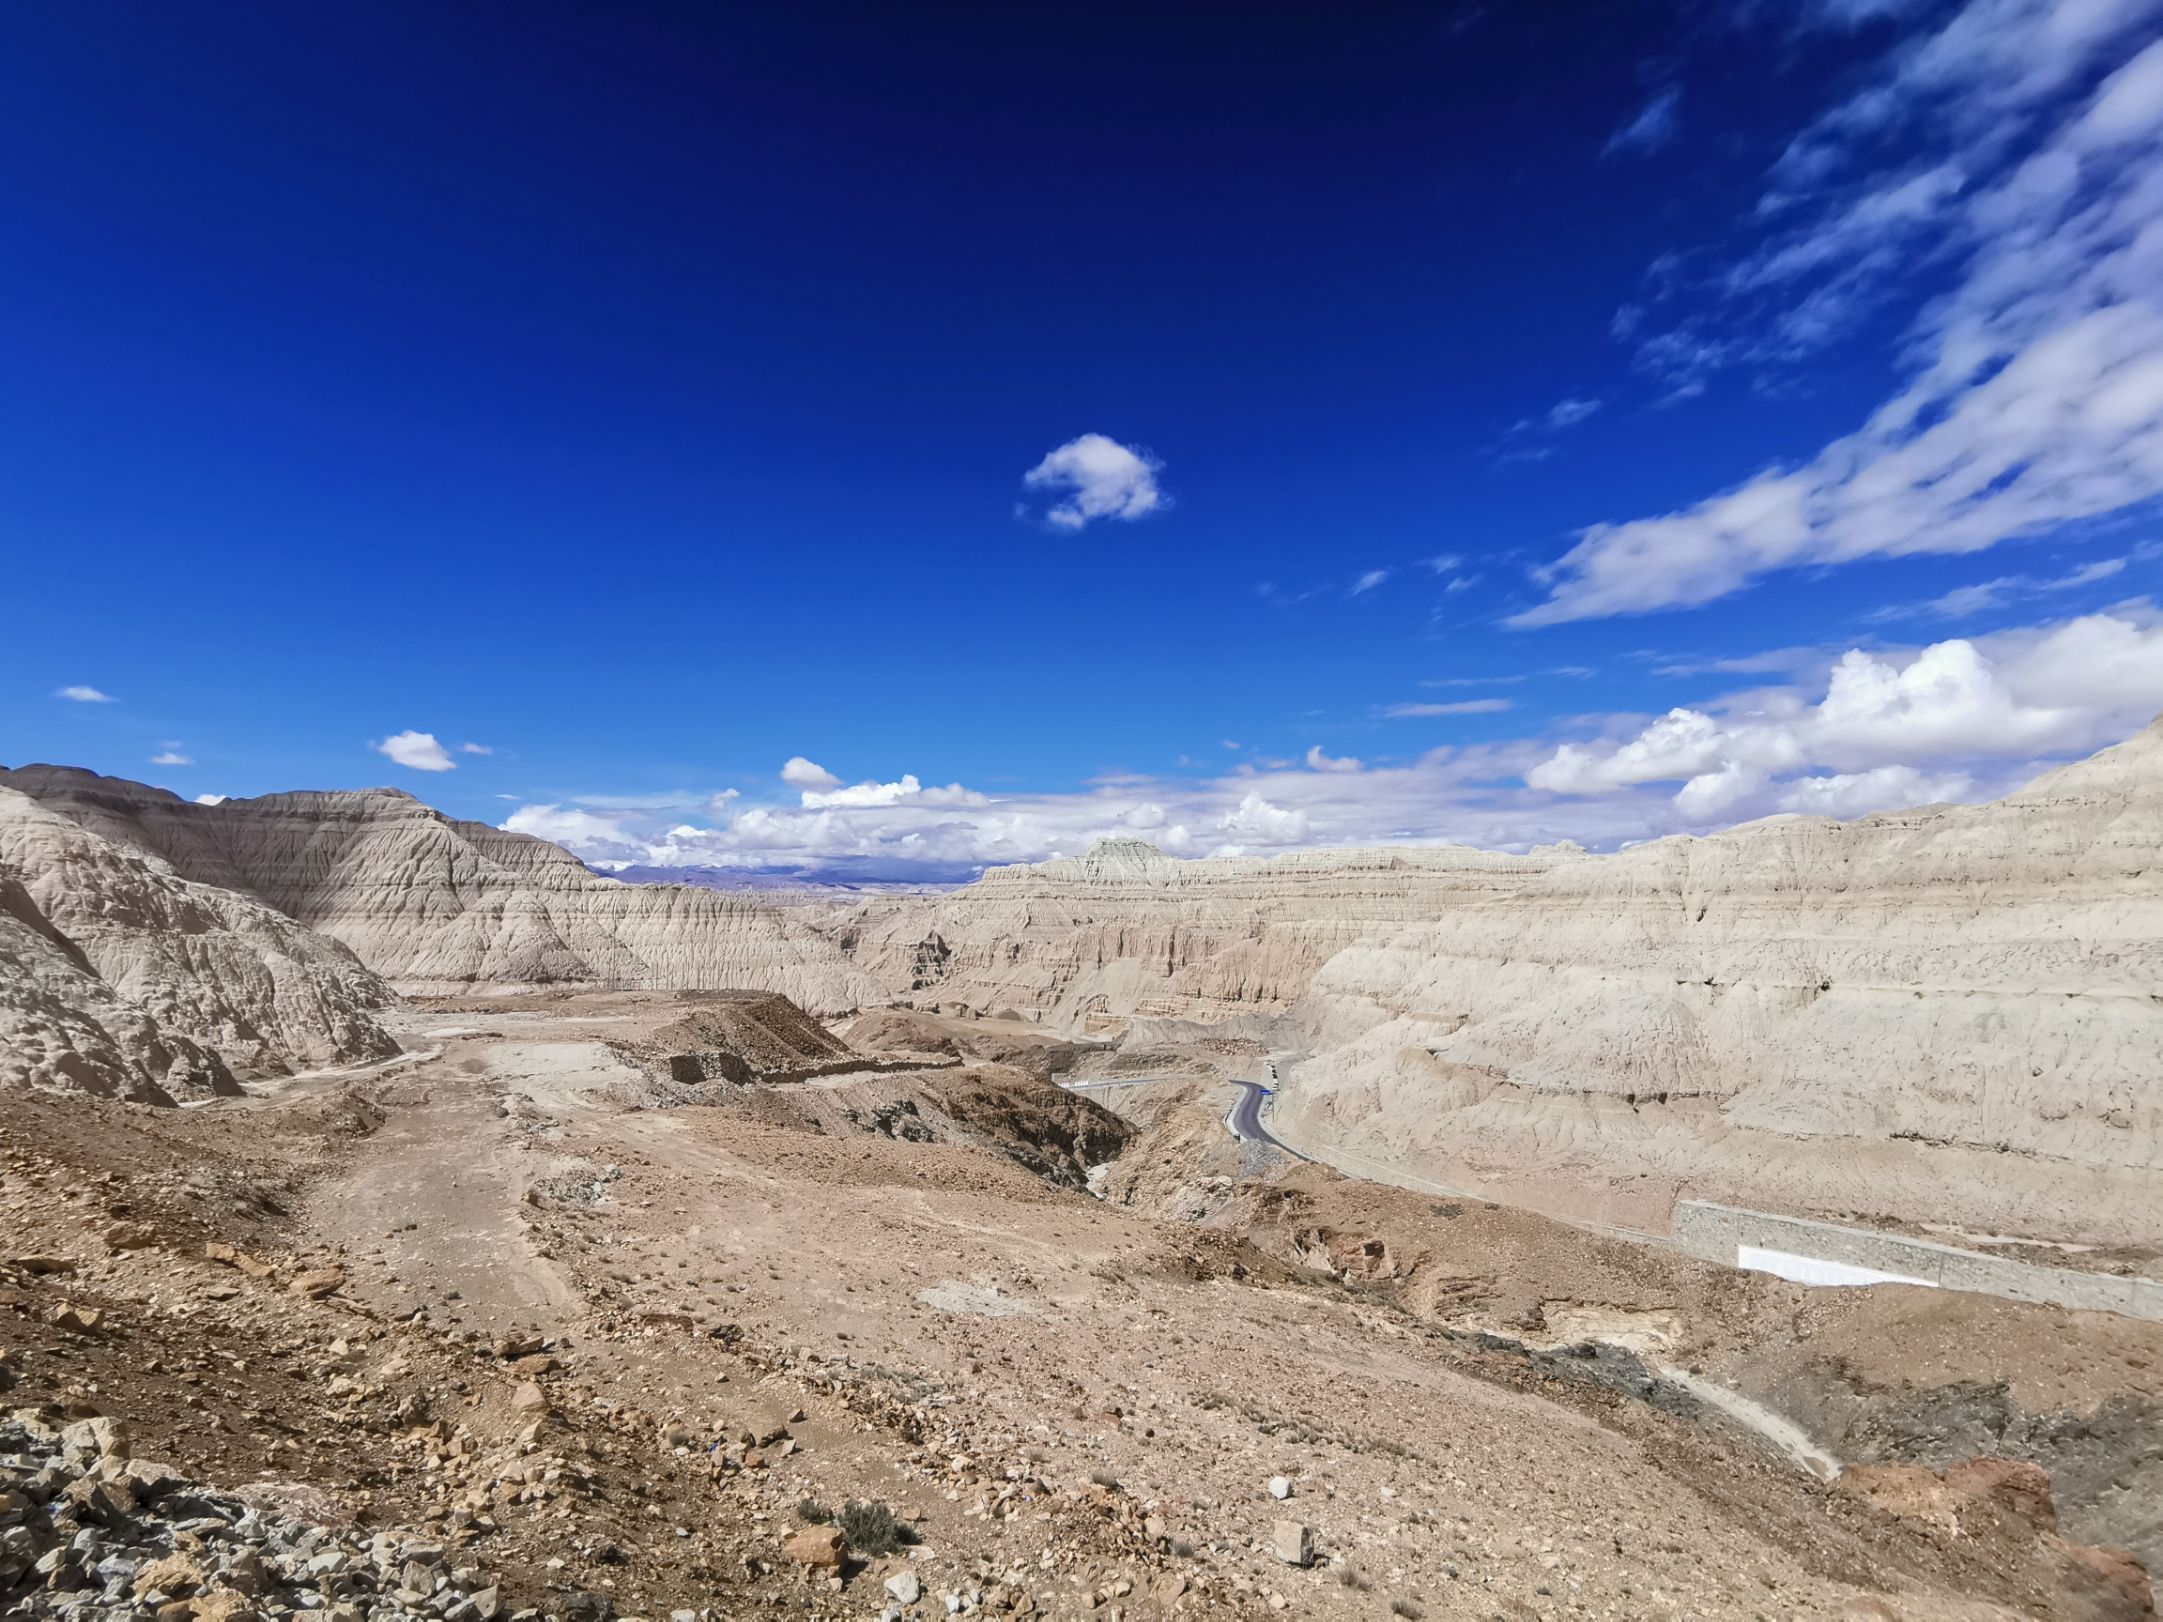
[1545, 397, 1603, 429]
[1384, 698, 1515, 718]
[1020, 434, 1164, 530]
[193, 793, 227, 807]
[502, 804, 641, 857]
[492, 608, 2163, 879]
[1871, 555, 2129, 620]
[1218, 792, 1309, 846]
[373, 730, 457, 772]
[459, 741, 493, 756]
[150, 751, 192, 766]
[1350, 569, 1391, 595]
[1606, 85, 1682, 156]
[1775, 764, 1974, 816]
[780, 756, 841, 792]
[1528, 612, 2163, 818]
[56, 685, 114, 703]
[1548, 9, 2163, 622]
[1673, 761, 1768, 820]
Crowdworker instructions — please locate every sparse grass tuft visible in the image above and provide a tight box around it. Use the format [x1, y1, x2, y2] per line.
[837, 1499, 916, 1556]
[1390, 1600, 1424, 1620]
[1089, 1468, 1121, 1489]
[1336, 1565, 1373, 1591]
[795, 1497, 831, 1524]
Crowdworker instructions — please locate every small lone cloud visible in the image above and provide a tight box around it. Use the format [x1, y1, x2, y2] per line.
[193, 793, 227, 806]
[1350, 568, 1392, 596]
[1605, 85, 1682, 157]
[151, 750, 193, 766]
[1021, 434, 1165, 530]
[1304, 744, 1363, 773]
[458, 741, 494, 756]
[780, 756, 841, 792]
[56, 685, 115, 703]
[373, 730, 457, 772]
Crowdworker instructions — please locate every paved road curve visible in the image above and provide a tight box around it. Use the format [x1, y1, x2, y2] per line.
[1225, 1079, 1308, 1160]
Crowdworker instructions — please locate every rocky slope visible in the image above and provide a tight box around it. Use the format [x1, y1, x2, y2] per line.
[0, 786, 398, 1103]
[0, 766, 880, 1013]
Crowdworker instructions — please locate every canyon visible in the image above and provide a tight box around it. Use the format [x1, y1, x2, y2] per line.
[3, 724, 2161, 1618]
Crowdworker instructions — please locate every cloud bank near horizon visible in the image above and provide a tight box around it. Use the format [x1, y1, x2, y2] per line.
[500, 606, 2163, 882]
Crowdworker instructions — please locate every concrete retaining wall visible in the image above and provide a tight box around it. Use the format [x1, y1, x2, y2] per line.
[1674, 1200, 2163, 1321]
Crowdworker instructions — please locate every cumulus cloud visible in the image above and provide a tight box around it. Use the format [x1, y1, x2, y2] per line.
[1304, 745, 1362, 772]
[797, 772, 986, 810]
[193, 793, 227, 807]
[1777, 764, 1975, 816]
[502, 804, 642, 858]
[373, 730, 457, 772]
[1529, 611, 2163, 820]
[1218, 792, 1309, 846]
[1545, 8, 2163, 622]
[150, 750, 192, 766]
[490, 608, 2163, 879]
[1020, 434, 1164, 529]
[780, 756, 841, 791]
[56, 685, 114, 703]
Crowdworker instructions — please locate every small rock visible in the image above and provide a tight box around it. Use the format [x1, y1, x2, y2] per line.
[1271, 1520, 1312, 1568]
[1266, 1476, 1291, 1500]
[289, 1268, 345, 1300]
[784, 1527, 846, 1570]
[203, 1242, 277, 1280]
[61, 1415, 132, 1460]
[887, 1569, 923, 1604]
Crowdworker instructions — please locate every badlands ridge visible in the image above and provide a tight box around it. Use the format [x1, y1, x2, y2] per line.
[5, 719, 2159, 1245]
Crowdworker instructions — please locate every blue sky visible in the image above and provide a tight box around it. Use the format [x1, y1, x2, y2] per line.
[6, 0, 2163, 879]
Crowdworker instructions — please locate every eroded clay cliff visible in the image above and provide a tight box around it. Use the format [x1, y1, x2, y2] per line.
[0, 766, 880, 1013]
[832, 721, 2163, 1243]
[0, 786, 398, 1102]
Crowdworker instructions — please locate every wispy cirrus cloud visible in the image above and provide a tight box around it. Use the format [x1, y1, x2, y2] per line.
[1383, 698, 1514, 718]
[1605, 85, 1683, 157]
[1866, 556, 2129, 622]
[1526, 11, 2163, 625]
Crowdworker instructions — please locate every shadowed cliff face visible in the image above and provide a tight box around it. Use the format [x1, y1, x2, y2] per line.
[0, 765, 881, 1013]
